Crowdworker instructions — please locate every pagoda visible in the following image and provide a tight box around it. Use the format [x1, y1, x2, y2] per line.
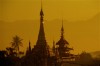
[56, 20, 74, 60]
[31, 3, 50, 66]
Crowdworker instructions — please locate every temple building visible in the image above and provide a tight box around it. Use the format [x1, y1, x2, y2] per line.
[23, 2, 75, 66]
[31, 4, 50, 66]
[23, 4, 52, 66]
[56, 21, 74, 61]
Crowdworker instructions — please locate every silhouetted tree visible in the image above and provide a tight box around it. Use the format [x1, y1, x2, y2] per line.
[0, 50, 7, 58]
[6, 47, 17, 57]
[11, 35, 23, 56]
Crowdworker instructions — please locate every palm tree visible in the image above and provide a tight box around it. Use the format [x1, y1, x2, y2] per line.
[11, 35, 23, 54]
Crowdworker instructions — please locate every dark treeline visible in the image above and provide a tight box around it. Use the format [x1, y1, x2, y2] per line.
[0, 35, 100, 66]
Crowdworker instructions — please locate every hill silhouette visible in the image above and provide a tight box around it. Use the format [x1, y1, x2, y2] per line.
[0, 13, 100, 53]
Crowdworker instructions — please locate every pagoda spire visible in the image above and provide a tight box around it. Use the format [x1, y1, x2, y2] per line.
[61, 19, 64, 39]
[52, 40, 56, 54]
[36, 0, 46, 45]
[26, 41, 31, 56]
[29, 40, 31, 52]
[56, 19, 74, 58]
[33, 1, 49, 66]
[56, 20, 69, 46]
[40, 0, 44, 24]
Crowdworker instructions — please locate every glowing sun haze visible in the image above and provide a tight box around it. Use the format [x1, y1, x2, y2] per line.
[0, 0, 100, 54]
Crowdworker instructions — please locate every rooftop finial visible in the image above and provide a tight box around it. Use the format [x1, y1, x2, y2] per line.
[29, 40, 31, 51]
[52, 40, 56, 54]
[40, 0, 44, 23]
[40, 0, 44, 15]
[62, 19, 63, 29]
[41, 0, 42, 10]
[61, 18, 64, 39]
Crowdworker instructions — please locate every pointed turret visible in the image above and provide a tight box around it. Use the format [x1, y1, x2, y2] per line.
[56, 20, 73, 58]
[40, 5, 44, 23]
[56, 20, 69, 46]
[36, 0, 46, 45]
[32, 1, 50, 66]
[52, 40, 56, 54]
[40, 0, 44, 19]
[26, 41, 31, 56]
[61, 20, 64, 39]
[29, 41, 31, 53]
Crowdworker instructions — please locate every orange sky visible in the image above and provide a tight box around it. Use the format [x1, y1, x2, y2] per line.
[0, 0, 100, 54]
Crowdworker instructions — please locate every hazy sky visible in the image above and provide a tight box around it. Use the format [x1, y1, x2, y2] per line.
[0, 0, 100, 54]
[1, 0, 100, 21]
